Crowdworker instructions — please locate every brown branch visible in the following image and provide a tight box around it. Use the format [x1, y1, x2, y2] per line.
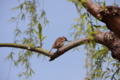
[93, 30, 120, 61]
[78, 0, 102, 19]
[49, 30, 120, 61]
[78, 0, 120, 38]
[77, 0, 120, 60]
[49, 38, 90, 61]
[1, 30, 120, 61]
[0, 38, 90, 61]
[49, 30, 107, 61]
[0, 43, 51, 57]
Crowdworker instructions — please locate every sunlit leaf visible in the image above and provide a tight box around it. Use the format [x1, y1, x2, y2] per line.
[38, 23, 42, 38]
[38, 33, 42, 39]
[33, 29, 38, 35]
[103, 1, 106, 7]
[92, 46, 108, 59]
[38, 23, 42, 34]
[10, 6, 20, 10]
[73, 18, 80, 21]
[42, 36, 47, 41]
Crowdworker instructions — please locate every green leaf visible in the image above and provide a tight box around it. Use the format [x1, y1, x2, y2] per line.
[8, 17, 16, 23]
[10, 6, 19, 10]
[112, 3, 118, 7]
[14, 61, 18, 67]
[18, 73, 22, 77]
[33, 29, 38, 35]
[103, 1, 106, 7]
[92, 41, 96, 48]
[101, 71, 107, 78]
[21, 13, 25, 20]
[20, 4, 23, 10]
[42, 36, 47, 41]
[15, 29, 21, 37]
[22, 59, 25, 65]
[92, 46, 108, 59]
[93, 25, 101, 28]
[38, 23, 42, 38]
[38, 23, 42, 34]
[41, 10, 46, 18]
[67, 0, 71, 2]
[101, 1, 107, 11]
[73, 18, 80, 21]
[71, 0, 76, 3]
[38, 33, 42, 39]
[5, 52, 14, 60]
[81, 0, 86, 2]
[30, 68, 34, 74]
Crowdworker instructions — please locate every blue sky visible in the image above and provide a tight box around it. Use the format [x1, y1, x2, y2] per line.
[0, 0, 120, 80]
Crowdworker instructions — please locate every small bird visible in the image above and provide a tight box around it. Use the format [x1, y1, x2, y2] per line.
[49, 36, 68, 54]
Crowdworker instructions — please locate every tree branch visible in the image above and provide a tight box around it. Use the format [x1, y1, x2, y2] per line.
[49, 38, 90, 61]
[78, 0, 101, 19]
[0, 38, 90, 61]
[0, 43, 51, 57]
[78, 0, 120, 38]
[50, 30, 120, 61]
[1, 30, 120, 61]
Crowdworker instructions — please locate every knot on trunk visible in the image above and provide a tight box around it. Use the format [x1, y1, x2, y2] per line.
[110, 43, 120, 61]
[94, 30, 120, 61]
[103, 31, 120, 61]
[100, 6, 120, 16]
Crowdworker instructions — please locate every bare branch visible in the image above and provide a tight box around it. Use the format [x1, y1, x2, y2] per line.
[49, 38, 90, 61]
[0, 43, 51, 57]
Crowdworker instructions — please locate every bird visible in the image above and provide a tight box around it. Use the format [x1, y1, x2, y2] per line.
[49, 36, 68, 54]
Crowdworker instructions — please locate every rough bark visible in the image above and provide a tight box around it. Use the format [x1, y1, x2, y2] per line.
[74, 0, 120, 61]
[78, 0, 120, 38]
[49, 30, 120, 61]
[93, 30, 120, 61]
[99, 6, 120, 39]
